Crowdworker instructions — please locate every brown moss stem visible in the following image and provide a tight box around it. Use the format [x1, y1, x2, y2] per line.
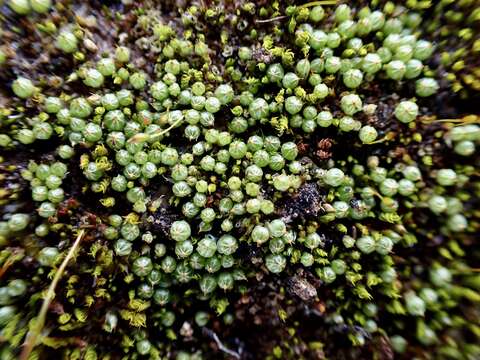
[298, 1, 338, 8]
[20, 230, 85, 360]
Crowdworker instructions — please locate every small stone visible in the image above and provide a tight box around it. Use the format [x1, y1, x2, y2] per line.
[287, 275, 317, 301]
[83, 39, 98, 52]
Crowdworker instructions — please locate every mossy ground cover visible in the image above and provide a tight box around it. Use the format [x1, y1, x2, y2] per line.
[0, 1, 479, 359]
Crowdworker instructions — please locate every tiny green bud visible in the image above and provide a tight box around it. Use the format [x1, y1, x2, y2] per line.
[12, 77, 35, 99]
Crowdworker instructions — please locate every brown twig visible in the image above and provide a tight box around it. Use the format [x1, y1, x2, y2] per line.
[203, 328, 241, 359]
[255, 15, 288, 24]
[127, 109, 181, 144]
[298, 0, 338, 8]
[20, 230, 86, 360]
[0, 248, 24, 280]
